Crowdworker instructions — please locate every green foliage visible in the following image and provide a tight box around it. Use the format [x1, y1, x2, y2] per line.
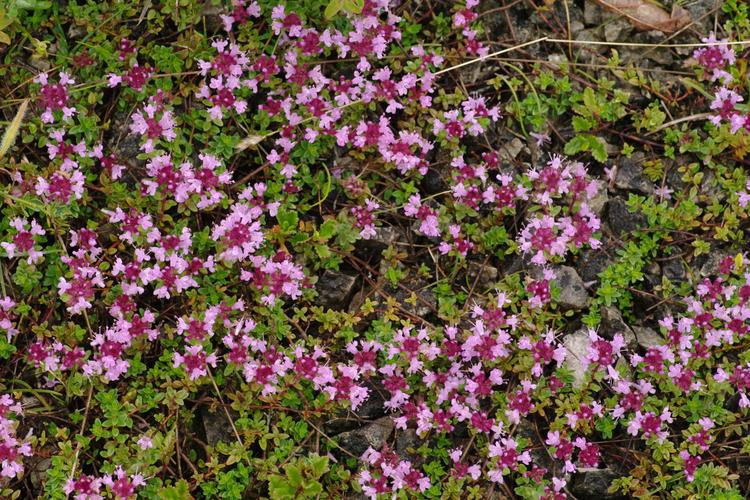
[267, 454, 329, 499]
[324, 0, 364, 19]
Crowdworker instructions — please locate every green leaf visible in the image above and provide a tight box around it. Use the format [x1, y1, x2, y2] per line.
[572, 115, 593, 132]
[318, 219, 337, 240]
[303, 482, 323, 496]
[15, 0, 52, 9]
[343, 0, 364, 13]
[324, 0, 343, 20]
[268, 475, 295, 499]
[564, 134, 589, 156]
[285, 464, 303, 487]
[588, 136, 608, 163]
[158, 480, 194, 500]
[277, 209, 298, 233]
[309, 455, 329, 478]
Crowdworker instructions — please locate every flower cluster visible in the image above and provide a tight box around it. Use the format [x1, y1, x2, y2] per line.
[34, 72, 76, 123]
[694, 33, 749, 134]
[0, 395, 32, 480]
[2, 217, 45, 264]
[4, 0, 749, 498]
[65, 467, 146, 499]
[359, 447, 430, 498]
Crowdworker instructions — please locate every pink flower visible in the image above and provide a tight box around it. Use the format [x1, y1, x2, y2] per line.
[693, 33, 735, 82]
[211, 203, 265, 263]
[403, 194, 440, 237]
[351, 199, 380, 239]
[627, 407, 673, 443]
[173, 344, 217, 380]
[130, 103, 176, 153]
[0, 395, 33, 479]
[221, 0, 261, 32]
[34, 72, 77, 123]
[2, 217, 46, 264]
[137, 435, 153, 450]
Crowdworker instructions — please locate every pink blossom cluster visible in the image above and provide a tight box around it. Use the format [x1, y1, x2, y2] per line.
[518, 157, 601, 265]
[433, 97, 500, 141]
[452, 0, 488, 56]
[693, 33, 736, 83]
[351, 199, 380, 239]
[129, 94, 177, 153]
[34, 130, 89, 203]
[10, 2, 750, 497]
[108, 64, 153, 91]
[196, 40, 252, 121]
[694, 33, 750, 134]
[220, 0, 261, 32]
[403, 194, 440, 237]
[0, 298, 18, 341]
[1, 217, 45, 264]
[359, 447, 430, 498]
[33, 72, 77, 123]
[65, 466, 146, 499]
[141, 152, 232, 208]
[0, 395, 32, 480]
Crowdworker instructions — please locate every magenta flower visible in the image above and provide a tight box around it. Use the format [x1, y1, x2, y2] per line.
[627, 407, 673, 443]
[351, 199, 380, 239]
[34, 72, 76, 123]
[0, 297, 18, 341]
[129, 103, 176, 153]
[101, 466, 146, 499]
[0, 395, 32, 480]
[35, 168, 85, 203]
[211, 203, 265, 263]
[403, 194, 440, 237]
[173, 344, 217, 380]
[2, 217, 46, 264]
[221, 0, 261, 32]
[693, 33, 735, 82]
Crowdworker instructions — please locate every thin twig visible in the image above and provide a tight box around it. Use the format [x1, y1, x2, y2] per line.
[206, 367, 252, 466]
[646, 112, 712, 135]
[68, 383, 94, 481]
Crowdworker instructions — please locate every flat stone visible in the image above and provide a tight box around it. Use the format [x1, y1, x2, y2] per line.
[467, 260, 499, 289]
[421, 168, 447, 195]
[396, 428, 421, 461]
[697, 250, 733, 278]
[515, 418, 554, 471]
[357, 226, 403, 256]
[570, 468, 626, 499]
[388, 278, 436, 319]
[578, 249, 612, 284]
[662, 253, 687, 284]
[607, 197, 646, 236]
[29, 457, 52, 494]
[316, 270, 357, 310]
[583, 1, 606, 25]
[355, 379, 387, 419]
[554, 266, 590, 311]
[614, 155, 654, 194]
[336, 417, 394, 458]
[564, 329, 592, 388]
[600, 306, 636, 347]
[201, 406, 239, 447]
[202, 5, 225, 33]
[685, 0, 721, 32]
[604, 19, 631, 42]
[588, 180, 609, 217]
[498, 138, 525, 163]
[633, 325, 663, 348]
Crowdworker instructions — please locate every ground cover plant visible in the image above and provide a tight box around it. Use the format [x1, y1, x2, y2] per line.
[1, 0, 750, 498]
